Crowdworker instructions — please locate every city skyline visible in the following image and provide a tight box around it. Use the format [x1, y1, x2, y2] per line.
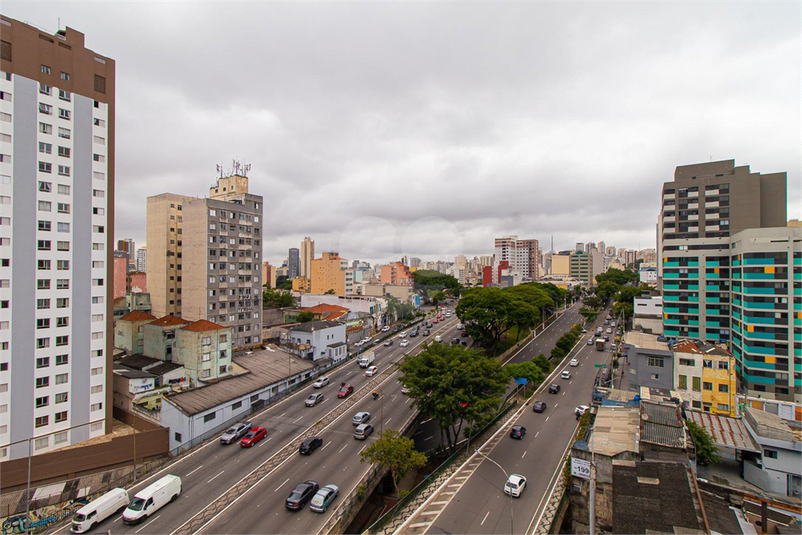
[1, 2, 798, 266]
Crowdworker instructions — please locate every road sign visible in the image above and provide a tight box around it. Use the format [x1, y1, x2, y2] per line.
[594, 364, 603, 368]
[571, 457, 591, 480]
[514, 377, 528, 385]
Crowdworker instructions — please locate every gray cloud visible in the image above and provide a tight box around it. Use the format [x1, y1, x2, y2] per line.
[5, 1, 799, 265]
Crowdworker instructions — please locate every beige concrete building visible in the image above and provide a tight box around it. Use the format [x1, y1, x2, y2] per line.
[300, 237, 315, 278]
[550, 253, 570, 277]
[147, 193, 192, 318]
[310, 252, 347, 295]
[114, 311, 157, 355]
[143, 315, 188, 362]
[172, 319, 233, 386]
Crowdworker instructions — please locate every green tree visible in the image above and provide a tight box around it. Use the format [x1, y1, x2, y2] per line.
[595, 268, 638, 286]
[455, 288, 517, 355]
[505, 361, 545, 386]
[399, 343, 509, 454]
[324, 289, 336, 295]
[413, 270, 463, 297]
[686, 420, 721, 464]
[296, 311, 315, 323]
[359, 428, 427, 497]
[613, 301, 634, 320]
[275, 276, 293, 290]
[595, 281, 619, 303]
[533, 353, 552, 375]
[262, 288, 295, 308]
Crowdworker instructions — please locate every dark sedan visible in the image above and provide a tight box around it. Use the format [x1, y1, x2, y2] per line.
[509, 425, 526, 439]
[299, 436, 323, 455]
[285, 480, 320, 510]
[533, 401, 547, 413]
[548, 384, 561, 394]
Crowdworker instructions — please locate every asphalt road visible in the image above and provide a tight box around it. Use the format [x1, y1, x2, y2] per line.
[71, 313, 460, 535]
[196, 315, 464, 535]
[420, 308, 614, 535]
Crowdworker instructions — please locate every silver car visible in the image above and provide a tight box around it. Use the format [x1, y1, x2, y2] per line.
[220, 422, 252, 444]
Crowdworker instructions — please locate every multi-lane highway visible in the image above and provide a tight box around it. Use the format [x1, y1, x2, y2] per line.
[399, 307, 613, 535]
[73, 313, 462, 535]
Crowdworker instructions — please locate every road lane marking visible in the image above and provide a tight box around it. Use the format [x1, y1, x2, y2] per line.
[275, 478, 290, 492]
[481, 511, 490, 525]
[545, 416, 549, 421]
[405, 398, 410, 404]
[562, 391, 566, 395]
[522, 451, 527, 458]
[186, 464, 204, 477]
[555, 403, 558, 407]
[322, 441, 330, 450]
[134, 515, 161, 533]
[385, 418, 392, 425]
[293, 416, 303, 423]
[207, 470, 225, 483]
[535, 431, 539, 438]
[424, 436, 434, 441]
[339, 444, 348, 453]
[278, 412, 286, 417]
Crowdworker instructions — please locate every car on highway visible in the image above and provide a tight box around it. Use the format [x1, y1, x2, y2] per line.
[384, 339, 394, 347]
[604, 335, 610, 341]
[240, 426, 267, 447]
[400, 339, 409, 348]
[313, 377, 329, 388]
[381, 326, 390, 332]
[504, 474, 527, 498]
[401, 386, 412, 395]
[337, 384, 354, 398]
[532, 401, 547, 413]
[352, 412, 371, 425]
[309, 484, 339, 513]
[354, 340, 364, 348]
[611, 343, 617, 351]
[549, 384, 561, 394]
[561, 370, 571, 380]
[364, 365, 378, 377]
[587, 338, 594, 345]
[569, 359, 579, 367]
[285, 481, 319, 511]
[299, 436, 323, 455]
[509, 425, 526, 439]
[581, 328, 587, 333]
[354, 423, 374, 440]
[575, 405, 590, 417]
[451, 337, 460, 345]
[305, 393, 324, 407]
[399, 331, 408, 338]
[432, 318, 439, 324]
[422, 329, 430, 337]
[606, 327, 612, 334]
[220, 422, 252, 445]
[363, 336, 371, 343]
[373, 339, 381, 345]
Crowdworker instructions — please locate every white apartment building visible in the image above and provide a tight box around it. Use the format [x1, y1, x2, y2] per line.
[0, 19, 114, 459]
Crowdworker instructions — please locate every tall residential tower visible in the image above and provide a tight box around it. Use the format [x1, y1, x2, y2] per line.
[0, 18, 115, 458]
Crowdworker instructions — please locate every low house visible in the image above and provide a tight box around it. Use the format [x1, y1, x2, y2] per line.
[742, 406, 802, 498]
[114, 311, 157, 354]
[143, 315, 189, 361]
[672, 339, 737, 416]
[632, 295, 662, 334]
[172, 319, 233, 387]
[284, 320, 347, 361]
[623, 332, 674, 392]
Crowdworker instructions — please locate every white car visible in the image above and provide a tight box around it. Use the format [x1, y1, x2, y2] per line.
[400, 339, 409, 348]
[401, 386, 412, 395]
[381, 326, 390, 332]
[354, 340, 364, 347]
[313, 377, 329, 388]
[569, 359, 579, 367]
[504, 474, 527, 498]
[399, 331, 408, 338]
[561, 370, 571, 380]
[587, 338, 594, 345]
[575, 405, 590, 416]
[364, 365, 378, 377]
[363, 336, 371, 343]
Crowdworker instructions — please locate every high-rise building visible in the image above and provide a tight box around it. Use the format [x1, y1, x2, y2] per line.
[288, 248, 300, 279]
[311, 252, 347, 295]
[300, 237, 314, 278]
[0, 17, 115, 459]
[575, 242, 584, 253]
[262, 261, 274, 288]
[117, 238, 134, 255]
[409, 257, 421, 269]
[181, 172, 263, 349]
[136, 246, 147, 273]
[658, 159, 787, 346]
[729, 227, 801, 402]
[494, 236, 541, 281]
[380, 262, 412, 285]
[569, 251, 592, 285]
[147, 193, 192, 318]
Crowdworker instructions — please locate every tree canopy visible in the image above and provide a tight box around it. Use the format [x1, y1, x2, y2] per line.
[262, 288, 295, 308]
[686, 420, 721, 464]
[413, 270, 462, 296]
[398, 342, 509, 454]
[296, 311, 314, 323]
[595, 268, 639, 286]
[359, 428, 427, 497]
[275, 275, 293, 290]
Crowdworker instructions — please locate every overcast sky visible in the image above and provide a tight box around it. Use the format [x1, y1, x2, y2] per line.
[6, 1, 800, 266]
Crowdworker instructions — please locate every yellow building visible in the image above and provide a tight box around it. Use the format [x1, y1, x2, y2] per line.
[550, 254, 570, 277]
[292, 276, 310, 293]
[310, 252, 346, 295]
[673, 340, 737, 416]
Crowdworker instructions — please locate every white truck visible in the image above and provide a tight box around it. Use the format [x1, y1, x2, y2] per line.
[122, 475, 182, 525]
[357, 351, 375, 368]
[71, 488, 129, 533]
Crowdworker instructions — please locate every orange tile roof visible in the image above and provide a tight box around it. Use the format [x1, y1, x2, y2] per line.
[303, 304, 349, 314]
[119, 311, 157, 322]
[149, 315, 189, 327]
[181, 319, 227, 332]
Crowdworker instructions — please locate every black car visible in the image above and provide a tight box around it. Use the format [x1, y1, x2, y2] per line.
[533, 401, 547, 413]
[548, 384, 561, 394]
[510, 425, 526, 439]
[285, 480, 320, 510]
[299, 436, 323, 455]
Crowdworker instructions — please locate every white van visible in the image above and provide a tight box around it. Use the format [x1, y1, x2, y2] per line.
[122, 475, 182, 525]
[71, 488, 129, 533]
[434, 335, 443, 342]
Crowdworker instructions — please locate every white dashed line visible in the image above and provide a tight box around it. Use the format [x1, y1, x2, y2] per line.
[275, 478, 290, 492]
[207, 470, 225, 483]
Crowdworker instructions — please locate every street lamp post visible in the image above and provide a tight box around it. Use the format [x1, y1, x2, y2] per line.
[475, 449, 514, 534]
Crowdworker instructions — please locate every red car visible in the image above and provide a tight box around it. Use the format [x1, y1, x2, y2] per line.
[337, 384, 354, 398]
[240, 426, 267, 447]
[432, 319, 439, 324]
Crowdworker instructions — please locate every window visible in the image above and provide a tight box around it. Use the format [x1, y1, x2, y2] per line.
[57, 165, 70, 176]
[36, 357, 50, 368]
[174, 432, 182, 443]
[35, 415, 49, 428]
[35, 396, 48, 408]
[717, 361, 729, 370]
[679, 358, 694, 366]
[55, 354, 68, 365]
[34, 437, 49, 450]
[39, 200, 51, 211]
[650, 373, 660, 380]
[703, 359, 713, 369]
[57, 241, 69, 251]
[56, 279, 69, 290]
[203, 412, 216, 423]
[93, 135, 105, 145]
[37, 298, 50, 310]
[764, 449, 778, 459]
[703, 382, 713, 391]
[41, 65, 51, 74]
[93, 118, 105, 127]
[57, 203, 70, 213]
[58, 127, 70, 139]
[38, 220, 51, 231]
[56, 335, 69, 346]
[57, 260, 69, 270]
[55, 392, 68, 403]
[647, 357, 664, 367]
[39, 161, 52, 173]
[37, 279, 50, 290]
[93, 153, 105, 163]
[54, 431, 68, 444]
[91, 367, 102, 376]
[39, 181, 52, 193]
[36, 376, 49, 388]
[94, 74, 106, 93]
[36, 318, 50, 329]
[57, 298, 69, 308]
[58, 146, 70, 157]
[93, 171, 104, 180]
[55, 373, 69, 385]
[692, 376, 701, 391]
[58, 109, 70, 120]
[37, 259, 51, 270]
[39, 142, 52, 154]
[56, 317, 68, 327]
[39, 103, 52, 115]
[93, 189, 105, 198]
[60, 71, 70, 81]
[0, 112, 10, 123]
[90, 402, 102, 412]
[40, 83, 52, 95]
[678, 375, 687, 389]
[39, 122, 52, 135]
[58, 89, 71, 102]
